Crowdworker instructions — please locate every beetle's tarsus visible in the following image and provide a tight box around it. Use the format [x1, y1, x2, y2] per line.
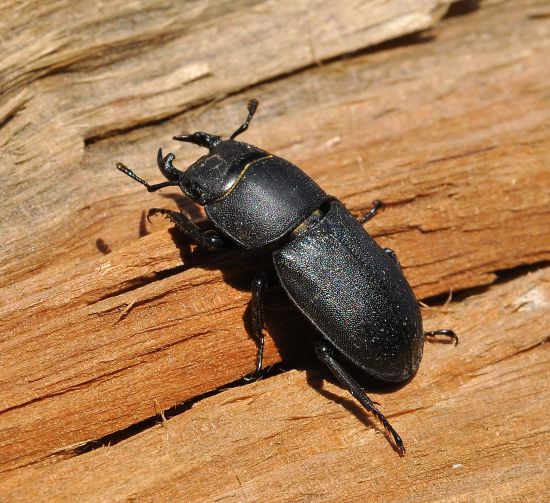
[314, 339, 405, 456]
[244, 271, 268, 381]
[230, 99, 259, 140]
[359, 200, 384, 223]
[372, 407, 406, 456]
[425, 329, 458, 346]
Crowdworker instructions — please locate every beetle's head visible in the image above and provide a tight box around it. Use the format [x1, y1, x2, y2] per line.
[171, 136, 234, 205]
[160, 100, 263, 205]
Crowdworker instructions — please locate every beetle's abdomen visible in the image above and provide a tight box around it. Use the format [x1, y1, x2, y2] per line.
[205, 156, 327, 249]
[273, 199, 424, 382]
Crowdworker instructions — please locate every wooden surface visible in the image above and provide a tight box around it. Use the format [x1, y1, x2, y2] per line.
[1, 0, 549, 501]
[2, 268, 549, 502]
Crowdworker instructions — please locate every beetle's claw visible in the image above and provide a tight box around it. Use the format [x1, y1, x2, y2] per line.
[359, 199, 385, 224]
[394, 434, 406, 457]
[243, 372, 260, 383]
[372, 199, 384, 211]
[147, 207, 168, 223]
[383, 421, 405, 456]
[425, 329, 458, 346]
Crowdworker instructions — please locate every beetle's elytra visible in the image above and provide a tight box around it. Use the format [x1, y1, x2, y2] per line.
[116, 100, 457, 455]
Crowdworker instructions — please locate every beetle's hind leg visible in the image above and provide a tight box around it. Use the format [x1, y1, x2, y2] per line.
[244, 271, 268, 382]
[314, 339, 405, 456]
[148, 208, 225, 251]
[425, 329, 458, 345]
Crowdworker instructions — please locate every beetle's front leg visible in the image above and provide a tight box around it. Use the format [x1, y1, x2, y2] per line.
[359, 200, 384, 223]
[314, 338, 405, 456]
[244, 271, 268, 382]
[148, 208, 225, 251]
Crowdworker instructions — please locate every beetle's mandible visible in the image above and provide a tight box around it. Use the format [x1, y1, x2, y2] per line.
[116, 99, 457, 455]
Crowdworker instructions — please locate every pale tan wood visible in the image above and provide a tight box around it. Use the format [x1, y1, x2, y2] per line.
[1, 267, 548, 502]
[0, 0, 549, 494]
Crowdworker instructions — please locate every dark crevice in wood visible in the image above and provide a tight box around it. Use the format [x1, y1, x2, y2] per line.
[83, 30, 439, 147]
[67, 362, 290, 458]
[421, 260, 550, 307]
[443, 0, 481, 19]
[0, 361, 145, 419]
[0, 1, 263, 99]
[0, 98, 27, 131]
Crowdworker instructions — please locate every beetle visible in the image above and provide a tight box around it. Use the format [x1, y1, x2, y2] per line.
[116, 99, 456, 455]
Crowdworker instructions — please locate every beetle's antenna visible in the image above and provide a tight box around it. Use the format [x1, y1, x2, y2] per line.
[116, 163, 178, 192]
[230, 99, 259, 140]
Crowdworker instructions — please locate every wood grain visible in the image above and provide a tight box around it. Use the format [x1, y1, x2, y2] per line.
[1, 0, 549, 499]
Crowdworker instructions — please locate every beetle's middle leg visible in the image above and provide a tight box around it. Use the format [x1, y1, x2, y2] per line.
[384, 248, 402, 270]
[359, 200, 384, 223]
[425, 329, 458, 345]
[244, 271, 268, 381]
[314, 338, 405, 456]
[148, 208, 225, 251]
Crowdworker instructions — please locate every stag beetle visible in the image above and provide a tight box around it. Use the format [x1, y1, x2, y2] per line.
[116, 100, 456, 455]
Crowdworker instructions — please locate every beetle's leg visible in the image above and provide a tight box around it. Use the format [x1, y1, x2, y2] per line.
[148, 208, 225, 251]
[314, 339, 405, 456]
[359, 200, 384, 223]
[384, 248, 402, 270]
[244, 271, 268, 382]
[425, 329, 458, 345]
[230, 99, 259, 140]
[116, 163, 179, 192]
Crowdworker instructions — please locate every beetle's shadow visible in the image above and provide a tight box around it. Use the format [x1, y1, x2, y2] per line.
[305, 363, 410, 455]
[161, 221, 313, 372]
[160, 221, 412, 454]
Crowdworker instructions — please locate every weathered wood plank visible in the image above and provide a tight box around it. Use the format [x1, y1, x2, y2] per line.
[2, 266, 548, 502]
[1, 0, 549, 474]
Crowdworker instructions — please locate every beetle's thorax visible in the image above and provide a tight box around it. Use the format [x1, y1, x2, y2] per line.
[204, 149, 328, 249]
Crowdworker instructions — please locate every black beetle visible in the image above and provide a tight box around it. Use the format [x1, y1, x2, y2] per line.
[116, 100, 456, 455]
